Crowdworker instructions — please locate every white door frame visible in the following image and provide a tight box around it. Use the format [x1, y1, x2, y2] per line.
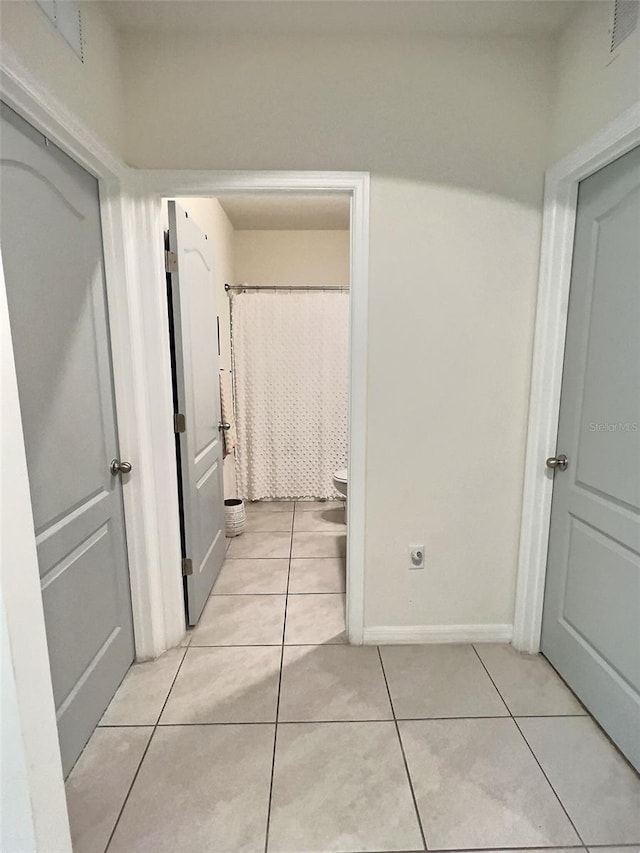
[512, 102, 640, 653]
[136, 169, 370, 645]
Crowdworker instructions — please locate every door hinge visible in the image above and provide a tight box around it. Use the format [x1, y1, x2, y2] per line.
[165, 250, 178, 274]
[174, 412, 186, 433]
[182, 558, 193, 577]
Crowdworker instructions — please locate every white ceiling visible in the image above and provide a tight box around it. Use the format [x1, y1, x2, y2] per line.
[216, 194, 351, 230]
[101, 0, 582, 38]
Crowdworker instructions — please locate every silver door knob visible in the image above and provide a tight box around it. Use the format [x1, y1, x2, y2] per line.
[546, 454, 568, 471]
[110, 459, 132, 476]
[218, 422, 231, 431]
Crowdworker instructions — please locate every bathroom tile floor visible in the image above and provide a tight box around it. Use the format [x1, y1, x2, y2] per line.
[66, 499, 640, 853]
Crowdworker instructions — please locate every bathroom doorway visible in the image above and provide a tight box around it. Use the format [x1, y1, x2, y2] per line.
[146, 171, 368, 648]
[162, 191, 353, 636]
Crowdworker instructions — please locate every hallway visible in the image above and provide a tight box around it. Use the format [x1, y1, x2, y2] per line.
[66, 500, 640, 852]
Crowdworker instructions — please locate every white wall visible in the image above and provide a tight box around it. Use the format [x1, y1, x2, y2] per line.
[551, 0, 640, 162]
[123, 32, 555, 633]
[164, 198, 238, 497]
[234, 230, 350, 287]
[0, 0, 124, 155]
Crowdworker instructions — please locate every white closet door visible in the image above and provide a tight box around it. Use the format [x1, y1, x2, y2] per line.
[1, 102, 134, 776]
[541, 145, 640, 771]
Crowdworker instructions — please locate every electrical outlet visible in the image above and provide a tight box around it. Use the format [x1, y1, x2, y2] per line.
[409, 545, 425, 570]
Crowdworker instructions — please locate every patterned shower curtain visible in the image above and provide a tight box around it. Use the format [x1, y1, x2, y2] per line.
[231, 289, 349, 500]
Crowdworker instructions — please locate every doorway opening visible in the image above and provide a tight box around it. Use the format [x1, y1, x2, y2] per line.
[161, 191, 352, 639]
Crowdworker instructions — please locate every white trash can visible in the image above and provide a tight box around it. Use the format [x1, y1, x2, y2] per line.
[224, 498, 246, 537]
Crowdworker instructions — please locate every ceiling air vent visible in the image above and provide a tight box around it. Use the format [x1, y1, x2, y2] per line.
[35, 0, 84, 62]
[611, 0, 639, 52]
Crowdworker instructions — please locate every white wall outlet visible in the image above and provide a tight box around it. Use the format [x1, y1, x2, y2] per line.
[409, 545, 425, 570]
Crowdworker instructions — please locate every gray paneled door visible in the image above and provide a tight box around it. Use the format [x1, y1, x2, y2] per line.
[167, 201, 226, 625]
[0, 103, 134, 776]
[541, 145, 640, 771]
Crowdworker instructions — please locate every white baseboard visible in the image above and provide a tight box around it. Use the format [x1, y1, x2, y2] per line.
[363, 624, 513, 645]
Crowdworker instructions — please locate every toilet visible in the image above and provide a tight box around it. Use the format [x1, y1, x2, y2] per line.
[333, 468, 347, 498]
[333, 468, 348, 522]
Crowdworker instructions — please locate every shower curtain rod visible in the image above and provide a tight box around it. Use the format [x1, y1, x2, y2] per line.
[225, 283, 349, 293]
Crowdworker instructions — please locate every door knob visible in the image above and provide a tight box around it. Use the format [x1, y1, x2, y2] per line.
[110, 459, 132, 476]
[218, 422, 231, 431]
[546, 454, 568, 471]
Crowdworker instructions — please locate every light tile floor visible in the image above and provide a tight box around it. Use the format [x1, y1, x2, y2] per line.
[66, 499, 640, 853]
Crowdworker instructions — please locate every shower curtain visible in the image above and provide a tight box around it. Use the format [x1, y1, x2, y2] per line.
[231, 289, 349, 500]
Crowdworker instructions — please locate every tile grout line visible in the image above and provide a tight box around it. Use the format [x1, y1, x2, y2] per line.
[263, 500, 296, 853]
[511, 714, 588, 848]
[226, 555, 343, 561]
[377, 847, 634, 852]
[376, 646, 429, 852]
[211, 592, 345, 596]
[98, 711, 592, 729]
[471, 644, 587, 848]
[188, 641, 345, 648]
[293, 847, 596, 853]
[103, 645, 191, 853]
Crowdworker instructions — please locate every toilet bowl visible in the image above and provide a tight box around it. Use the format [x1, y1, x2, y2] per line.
[333, 468, 347, 498]
[333, 468, 348, 523]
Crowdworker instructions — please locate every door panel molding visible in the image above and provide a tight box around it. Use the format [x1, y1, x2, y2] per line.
[513, 101, 640, 653]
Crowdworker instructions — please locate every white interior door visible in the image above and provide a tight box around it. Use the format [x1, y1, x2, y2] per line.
[167, 201, 226, 625]
[0, 102, 135, 776]
[541, 145, 640, 770]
